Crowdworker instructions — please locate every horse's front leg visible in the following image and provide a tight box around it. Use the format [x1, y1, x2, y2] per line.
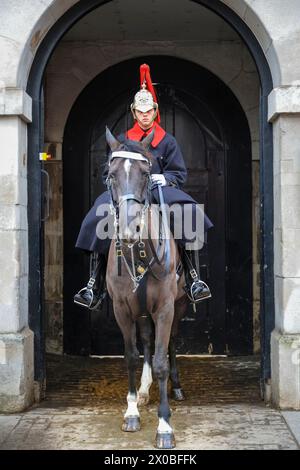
[116, 313, 141, 432]
[153, 303, 176, 449]
[137, 316, 153, 406]
[169, 299, 187, 401]
[169, 335, 185, 401]
[123, 322, 141, 432]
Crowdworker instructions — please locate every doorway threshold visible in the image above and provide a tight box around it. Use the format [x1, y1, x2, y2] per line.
[89, 354, 228, 359]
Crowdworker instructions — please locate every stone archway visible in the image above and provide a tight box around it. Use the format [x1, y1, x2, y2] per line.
[25, 0, 273, 400]
[0, 0, 280, 412]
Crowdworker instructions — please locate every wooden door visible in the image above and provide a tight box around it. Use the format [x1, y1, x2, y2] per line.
[63, 57, 252, 356]
[89, 86, 226, 354]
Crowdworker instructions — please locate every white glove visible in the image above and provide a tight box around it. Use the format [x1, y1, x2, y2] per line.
[151, 174, 167, 186]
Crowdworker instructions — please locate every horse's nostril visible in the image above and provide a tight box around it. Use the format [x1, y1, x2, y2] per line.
[136, 226, 140, 233]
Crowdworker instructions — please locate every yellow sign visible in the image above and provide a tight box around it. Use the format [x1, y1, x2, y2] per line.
[39, 152, 51, 161]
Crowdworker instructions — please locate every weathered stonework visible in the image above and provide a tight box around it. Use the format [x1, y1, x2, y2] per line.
[269, 87, 300, 122]
[271, 330, 300, 410]
[0, 89, 32, 122]
[271, 111, 300, 407]
[0, 328, 34, 412]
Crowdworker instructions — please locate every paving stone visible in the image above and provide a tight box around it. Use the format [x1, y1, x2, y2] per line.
[282, 411, 300, 446]
[0, 355, 298, 450]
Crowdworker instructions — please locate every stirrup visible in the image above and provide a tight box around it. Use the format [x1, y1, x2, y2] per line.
[74, 287, 104, 310]
[185, 280, 212, 303]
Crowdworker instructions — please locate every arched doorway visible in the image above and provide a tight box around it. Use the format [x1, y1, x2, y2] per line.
[63, 56, 252, 356]
[27, 0, 273, 392]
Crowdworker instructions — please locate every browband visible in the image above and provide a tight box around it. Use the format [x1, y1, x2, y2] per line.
[111, 151, 150, 163]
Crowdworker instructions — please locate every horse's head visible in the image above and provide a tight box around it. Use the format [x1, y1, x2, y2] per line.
[106, 127, 154, 244]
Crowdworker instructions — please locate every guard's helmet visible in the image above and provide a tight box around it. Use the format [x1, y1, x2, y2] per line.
[131, 64, 160, 123]
[130, 84, 158, 113]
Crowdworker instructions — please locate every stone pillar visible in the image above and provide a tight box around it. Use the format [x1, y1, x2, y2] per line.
[0, 88, 34, 412]
[269, 86, 300, 409]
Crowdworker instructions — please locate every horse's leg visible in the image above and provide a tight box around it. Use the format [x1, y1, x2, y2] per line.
[169, 298, 187, 401]
[137, 316, 153, 406]
[153, 303, 176, 449]
[121, 320, 141, 432]
[169, 335, 185, 401]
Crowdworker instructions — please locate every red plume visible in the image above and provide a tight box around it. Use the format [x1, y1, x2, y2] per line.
[139, 64, 160, 123]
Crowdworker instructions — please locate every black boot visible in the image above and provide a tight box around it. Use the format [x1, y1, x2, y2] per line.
[74, 254, 107, 310]
[181, 249, 211, 303]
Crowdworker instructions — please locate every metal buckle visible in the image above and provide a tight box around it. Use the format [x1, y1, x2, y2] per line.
[87, 277, 96, 289]
[190, 269, 198, 280]
[139, 250, 146, 258]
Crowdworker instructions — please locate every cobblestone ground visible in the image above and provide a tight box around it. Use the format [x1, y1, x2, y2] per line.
[0, 355, 299, 450]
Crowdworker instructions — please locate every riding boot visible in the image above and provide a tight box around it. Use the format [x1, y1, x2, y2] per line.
[74, 253, 107, 310]
[181, 248, 212, 302]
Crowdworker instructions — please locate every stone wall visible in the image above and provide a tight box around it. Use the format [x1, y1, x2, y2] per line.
[0, 0, 78, 412]
[0, 112, 34, 411]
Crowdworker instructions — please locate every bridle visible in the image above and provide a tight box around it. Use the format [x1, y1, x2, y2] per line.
[106, 150, 152, 242]
[106, 150, 168, 292]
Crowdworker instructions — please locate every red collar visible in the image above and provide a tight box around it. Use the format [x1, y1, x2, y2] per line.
[126, 122, 166, 148]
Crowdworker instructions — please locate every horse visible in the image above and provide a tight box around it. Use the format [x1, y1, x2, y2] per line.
[105, 127, 187, 449]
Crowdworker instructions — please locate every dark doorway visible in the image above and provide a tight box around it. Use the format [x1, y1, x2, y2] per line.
[63, 56, 252, 356]
[27, 0, 274, 390]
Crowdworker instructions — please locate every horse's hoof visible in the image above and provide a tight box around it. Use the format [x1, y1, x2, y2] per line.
[138, 393, 149, 406]
[122, 416, 141, 432]
[172, 388, 186, 401]
[155, 432, 176, 449]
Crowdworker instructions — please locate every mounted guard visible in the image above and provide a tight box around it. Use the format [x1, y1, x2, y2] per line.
[74, 63, 213, 309]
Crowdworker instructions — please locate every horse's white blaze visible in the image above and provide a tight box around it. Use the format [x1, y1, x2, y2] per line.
[124, 158, 132, 184]
[124, 392, 140, 418]
[157, 418, 173, 434]
[124, 227, 131, 239]
[139, 361, 153, 395]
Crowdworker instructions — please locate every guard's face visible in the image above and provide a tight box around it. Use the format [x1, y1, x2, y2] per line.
[135, 108, 156, 130]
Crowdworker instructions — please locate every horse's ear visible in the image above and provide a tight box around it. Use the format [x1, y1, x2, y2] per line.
[106, 126, 120, 152]
[141, 129, 155, 149]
